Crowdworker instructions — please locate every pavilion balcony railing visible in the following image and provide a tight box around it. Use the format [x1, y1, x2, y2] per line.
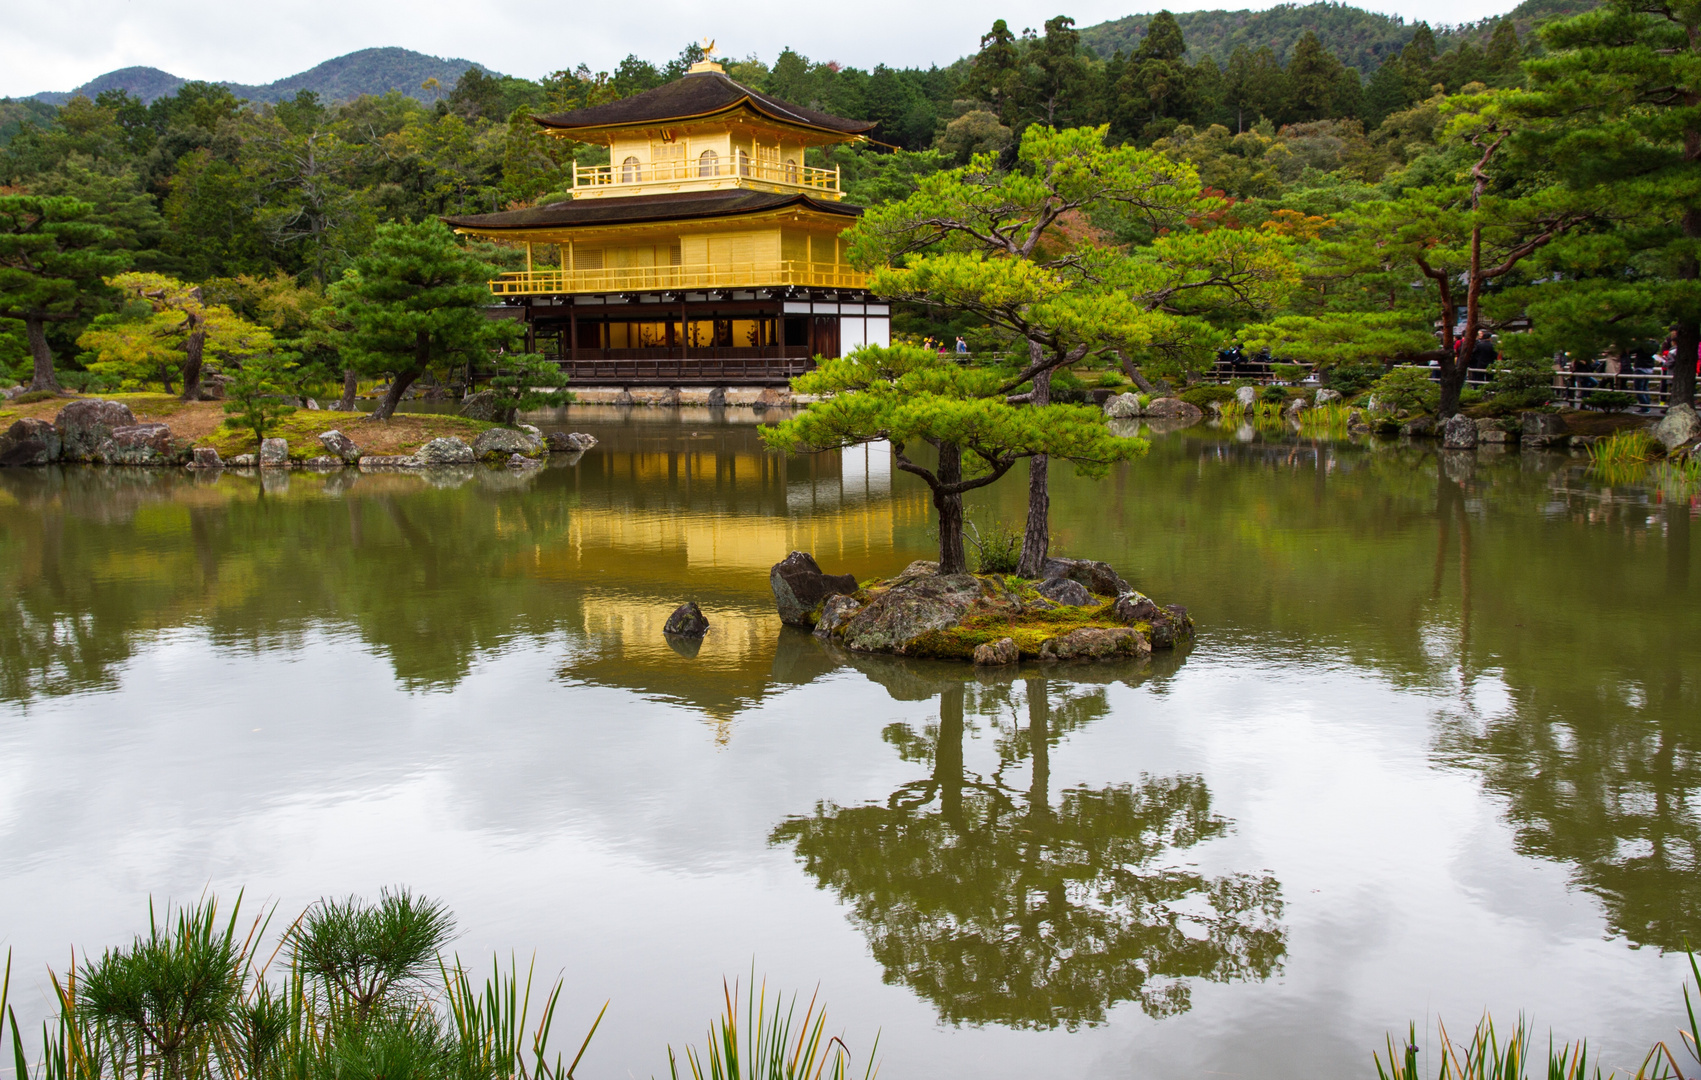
[489, 261, 868, 296]
[573, 159, 840, 193]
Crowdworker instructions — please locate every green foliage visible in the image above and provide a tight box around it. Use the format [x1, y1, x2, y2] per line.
[331, 221, 515, 419]
[0, 194, 127, 388]
[1368, 366, 1439, 415]
[480, 351, 572, 423]
[1322, 359, 1379, 395]
[222, 353, 299, 447]
[1179, 384, 1237, 406]
[11, 389, 60, 404]
[78, 896, 252, 1080]
[966, 520, 1023, 573]
[1584, 389, 1636, 412]
[1485, 352, 1552, 409]
[292, 888, 456, 1023]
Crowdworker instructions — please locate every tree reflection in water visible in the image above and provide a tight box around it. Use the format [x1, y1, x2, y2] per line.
[772, 676, 1285, 1029]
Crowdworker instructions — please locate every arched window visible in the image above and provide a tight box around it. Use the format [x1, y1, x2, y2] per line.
[784, 158, 799, 184]
[621, 155, 641, 183]
[736, 149, 751, 176]
[698, 149, 719, 177]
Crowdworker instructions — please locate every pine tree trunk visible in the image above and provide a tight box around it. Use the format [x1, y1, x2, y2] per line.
[180, 326, 206, 401]
[935, 441, 968, 574]
[1016, 360, 1052, 578]
[372, 369, 421, 420]
[25, 317, 59, 392]
[337, 368, 358, 411]
[937, 684, 965, 826]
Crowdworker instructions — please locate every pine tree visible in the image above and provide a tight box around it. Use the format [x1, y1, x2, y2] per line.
[0, 195, 126, 391]
[1287, 31, 1345, 122]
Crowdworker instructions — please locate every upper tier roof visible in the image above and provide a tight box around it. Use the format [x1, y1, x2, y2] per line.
[443, 188, 862, 232]
[533, 70, 875, 139]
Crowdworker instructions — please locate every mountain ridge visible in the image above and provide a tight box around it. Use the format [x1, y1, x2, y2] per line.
[29, 47, 490, 106]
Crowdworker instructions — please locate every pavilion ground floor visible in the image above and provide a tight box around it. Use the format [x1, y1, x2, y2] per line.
[504, 289, 890, 385]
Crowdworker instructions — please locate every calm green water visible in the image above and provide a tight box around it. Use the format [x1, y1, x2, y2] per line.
[0, 409, 1696, 1079]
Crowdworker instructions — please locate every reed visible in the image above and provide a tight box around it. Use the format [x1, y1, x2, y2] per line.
[1298, 402, 1352, 436]
[663, 977, 877, 1080]
[1590, 430, 1658, 469]
[1216, 401, 1248, 425]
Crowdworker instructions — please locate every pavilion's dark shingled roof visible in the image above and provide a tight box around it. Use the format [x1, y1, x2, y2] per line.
[532, 70, 875, 136]
[443, 189, 862, 231]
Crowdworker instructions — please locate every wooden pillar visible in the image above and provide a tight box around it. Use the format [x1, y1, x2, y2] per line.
[569, 304, 578, 364]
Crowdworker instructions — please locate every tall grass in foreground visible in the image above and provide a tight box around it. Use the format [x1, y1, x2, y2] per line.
[663, 977, 878, 1080]
[0, 892, 604, 1080]
[1375, 950, 1701, 1079]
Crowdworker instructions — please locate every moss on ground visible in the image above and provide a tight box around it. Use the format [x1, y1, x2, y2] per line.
[835, 573, 1141, 661]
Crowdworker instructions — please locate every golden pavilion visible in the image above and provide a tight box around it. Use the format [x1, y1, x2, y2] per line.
[444, 56, 889, 385]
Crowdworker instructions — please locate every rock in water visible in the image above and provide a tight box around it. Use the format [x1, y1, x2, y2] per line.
[1040, 557, 1129, 598]
[1315, 388, 1342, 406]
[318, 430, 361, 462]
[1111, 593, 1194, 649]
[472, 427, 544, 460]
[1653, 403, 1701, 451]
[1441, 414, 1479, 449]
[102, 423, 175, 465]
[1040, 626, 1150, 661]
[973, 637, 1019, 666]
[1103, 392, 1141, 419]
[813, 594, 863, 639]
[769, 551, 858, 628]
[458, 390, 500, 421]
[1036, 577, 1095, 607]
[1142, 397, 1205, 423]
[415, 437, 476, 465]
[0, 418, 61, 466]
[1284, 397, 1308, 418]
[1475, 417, 1518, 444]
[545, 431, 597, 452]
[1401, 416, 1436, 437]
[187, 446, 222, 469]
[1235, 385, 1258, 408]
[1520, 411, 1566, 447]
[707, 387, 727, 407]
[259, 437, 289, 467]
[663, 601, 710, 637]
[753, 388, 792, 411]
[54, 399, 136, 462]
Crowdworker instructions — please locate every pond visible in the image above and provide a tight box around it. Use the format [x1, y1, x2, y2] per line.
[0, 408, 1695, 1079]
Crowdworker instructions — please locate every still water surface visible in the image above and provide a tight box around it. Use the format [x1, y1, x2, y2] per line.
[0, 408, 1696, 1078]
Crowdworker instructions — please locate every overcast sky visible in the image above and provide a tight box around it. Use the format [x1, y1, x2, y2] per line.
[3, 0, 1525, 99]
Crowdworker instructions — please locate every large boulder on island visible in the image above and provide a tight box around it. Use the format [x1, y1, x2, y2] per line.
[836, 572, 989, 654]
[1041, 557, 1130, 597]
[769, 551, 858, 628]
[1103, 393, 1142, 419]
[1040, 626, 1150, 661]
[546, 431, 598, 452]
[415, 437, 476, 465]
[458, 390, 501, 421]
[1441, 414, 1479, 449]
[1035, 576, 1095, 606]
[1653, 403, 1701, 452]
[318, 430, 361, 462]
[472, 427, 544, 461]
[101, 423, 177, 465]
[973, 637, 1019, 666]
[55, 399, 136, 462]
[259, 437, 289, 467]
[0, 418, 60, 466]
[1142, 397, 1205, 423]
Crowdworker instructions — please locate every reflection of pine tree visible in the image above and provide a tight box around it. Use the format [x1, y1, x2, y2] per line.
[772, 681, 1286, 1029]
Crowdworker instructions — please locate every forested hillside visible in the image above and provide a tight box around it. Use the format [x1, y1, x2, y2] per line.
[4, 0, 1689, 412]
[31, 48, 486, 106]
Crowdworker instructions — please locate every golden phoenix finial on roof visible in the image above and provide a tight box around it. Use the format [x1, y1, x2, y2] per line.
[701, 38, 717, 57]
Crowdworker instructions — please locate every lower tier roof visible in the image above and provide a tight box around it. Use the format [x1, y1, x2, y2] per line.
[444, 189, 861, 233]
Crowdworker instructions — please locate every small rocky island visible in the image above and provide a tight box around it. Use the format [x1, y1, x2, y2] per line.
[770, 551, 1193, 665]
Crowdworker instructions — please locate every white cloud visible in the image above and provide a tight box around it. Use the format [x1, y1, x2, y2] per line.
[1, 0, 1528, 99]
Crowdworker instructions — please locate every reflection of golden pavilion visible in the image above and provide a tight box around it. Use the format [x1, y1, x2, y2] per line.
[445, 55, 891, 386]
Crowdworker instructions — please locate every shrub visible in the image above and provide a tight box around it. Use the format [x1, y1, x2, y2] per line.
[1584, 389, 1637, 411]
[1180, 385, 1236, 407]
[1051, 368, 1085, 391]
[966, 520, 1022, 574]
[1368, 367, 1439, 416]
[11, 389, 59, 404]
[1486, 354, 1553, 409]
[1096, 370, 1124, 388]
[1259, 384, 1289, 402]
[222, 354, 298, 448]
[1272, 363, 1306, 384]
[1322, 360, 1379, 395]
